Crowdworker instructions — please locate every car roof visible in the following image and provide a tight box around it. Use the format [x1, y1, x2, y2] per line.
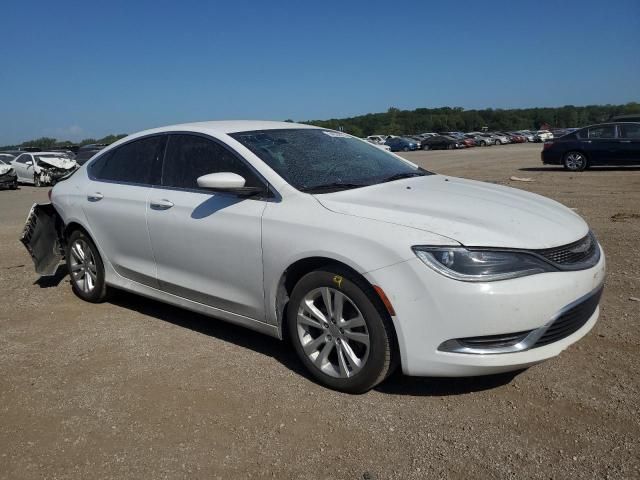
[129, 120, 320, 139]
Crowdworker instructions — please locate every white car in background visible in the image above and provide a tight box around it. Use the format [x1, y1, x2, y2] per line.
[11, 152, 78, 186]
[535, 130, 554, 142]
[0, 155, 18, 189]
[21, 121, 605, 393]
[366, 135, 387, 144]
[364, 139, 391, 151]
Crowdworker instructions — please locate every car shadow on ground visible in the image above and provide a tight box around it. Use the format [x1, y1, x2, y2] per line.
[520, 166, 640, 172]
[34, 265, 67, 288]
[109, 289, 522, 397]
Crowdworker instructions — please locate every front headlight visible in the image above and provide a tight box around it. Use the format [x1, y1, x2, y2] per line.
[412, 246, 556, 282]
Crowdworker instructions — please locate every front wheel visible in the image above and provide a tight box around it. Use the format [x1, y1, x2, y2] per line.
[563, 151, 588, 171]
[422, 144, 430, 151]
[287, 267, 396, 394]
[402, 146, 409, 152]
[66, 230, 109, 302]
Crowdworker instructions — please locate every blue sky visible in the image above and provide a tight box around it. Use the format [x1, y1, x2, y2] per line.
[1, 0, 638, 144]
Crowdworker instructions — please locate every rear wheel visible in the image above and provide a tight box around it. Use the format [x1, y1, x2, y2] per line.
[563, 151, 588, 171]
[480, 140, 486, 147]
[447, 144, 454, 150]
[402, 146, 409, 152]
[422, 144, 430, 151]
[66, 230, 109, 303]
[287, 267, 396, 394]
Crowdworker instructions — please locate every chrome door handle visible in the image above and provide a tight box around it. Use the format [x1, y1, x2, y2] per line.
[620, 140, 631, 143]
[581, 140, 592, 143]
[150, 199, 174, 210]
[87, 192, 103, 201]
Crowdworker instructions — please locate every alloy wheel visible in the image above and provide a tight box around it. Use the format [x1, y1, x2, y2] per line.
[296, 287, 370, 379]
[565, 152, 586, 171]
[69, 239, 98, 293]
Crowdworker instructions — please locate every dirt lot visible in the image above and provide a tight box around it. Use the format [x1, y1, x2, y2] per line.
[1, 143, 638, 479]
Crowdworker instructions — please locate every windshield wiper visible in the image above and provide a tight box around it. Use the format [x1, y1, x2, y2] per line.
[300, 182, 367, 193]
[380, 171, 427, 183]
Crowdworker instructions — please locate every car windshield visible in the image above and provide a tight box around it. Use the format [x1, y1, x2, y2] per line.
[230, 129, 430, 192]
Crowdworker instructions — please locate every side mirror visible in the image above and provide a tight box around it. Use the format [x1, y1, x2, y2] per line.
[196, 172, 264, 196]
[197, 172, 246, 190]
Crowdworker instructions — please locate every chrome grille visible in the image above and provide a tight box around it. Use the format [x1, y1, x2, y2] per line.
[534, 232, 598, 268]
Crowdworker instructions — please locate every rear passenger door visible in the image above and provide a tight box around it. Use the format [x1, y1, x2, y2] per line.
[617, 123, 640, 165]
[83, 135, 166, 287]
[146, 133, 269, 321]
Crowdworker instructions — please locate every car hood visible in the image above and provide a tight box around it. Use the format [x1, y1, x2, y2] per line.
[314, 175, 588, 249]
[38, 157, 77, 169]
[0, 164, 13, 175]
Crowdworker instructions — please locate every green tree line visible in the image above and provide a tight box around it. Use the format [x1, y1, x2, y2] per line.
[2, 102, 638, 149]
[0, 133, 128, 151]
[304, 102, 640, 137]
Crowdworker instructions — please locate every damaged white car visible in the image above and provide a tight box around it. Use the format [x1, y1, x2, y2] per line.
[20, 121, 605, 393]
[0, 156, 18, 189]
[11, 152, 78, 187]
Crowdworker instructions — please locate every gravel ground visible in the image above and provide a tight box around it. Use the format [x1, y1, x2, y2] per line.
[1, 143, 638, 479]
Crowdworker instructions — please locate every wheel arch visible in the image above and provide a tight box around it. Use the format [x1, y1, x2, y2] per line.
[274, 256, 400, 360]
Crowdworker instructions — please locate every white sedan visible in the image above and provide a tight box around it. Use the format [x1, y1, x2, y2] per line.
[21, 121, 605, 393]
[11, 151, 78, 186]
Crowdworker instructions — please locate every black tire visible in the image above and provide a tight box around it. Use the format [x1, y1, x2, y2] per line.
[563, 151, 588, 171]
[287, 266, 397, 394]
[402, 146, 409, 152]
[10, 180, 17, 190]
[66, 230, 109, 303]
[446, 143, 454, 150]
[480, 140, 486, 147]
[422, 144, 430, 151]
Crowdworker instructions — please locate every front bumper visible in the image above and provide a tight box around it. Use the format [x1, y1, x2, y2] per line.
[364, 247, 606, 377]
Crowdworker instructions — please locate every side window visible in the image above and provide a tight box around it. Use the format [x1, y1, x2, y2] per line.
[619, 124, 640, 139]
[93, 136, 165, 184]
[14, 154, 27, 164]
[162, 134, 261, 190]
[588, 125, 616, 139]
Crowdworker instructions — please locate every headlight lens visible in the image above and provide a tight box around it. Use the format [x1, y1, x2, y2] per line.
[412, 246, 556, 282]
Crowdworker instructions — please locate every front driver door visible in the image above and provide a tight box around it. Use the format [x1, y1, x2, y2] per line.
[146, 133, 268, 321]
[585, 124, 619, 165]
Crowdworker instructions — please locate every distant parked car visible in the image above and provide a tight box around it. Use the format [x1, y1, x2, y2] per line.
[0, 156, 18, 189]
[11, 152, 78, 186]
[541, 122, 640, 171]
[534, 130, 553, 142]
[75, 144, 108, 165]
[421, 135, 463, 150]
[465, 133, 491, 146]
[364, 139, 392, 151]
[490, 133, 510, 145]
[515, 131, 536, 142]
[366, 135, 387, 145]
[506, 132, 526, 143]
[385, 137, 419, 152]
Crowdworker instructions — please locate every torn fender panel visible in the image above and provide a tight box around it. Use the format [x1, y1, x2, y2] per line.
[20, 203, 65, 276]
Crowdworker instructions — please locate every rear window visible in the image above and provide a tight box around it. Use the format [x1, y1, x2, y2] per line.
[91, 136, 165, 185]
[587, 125, 616, 139]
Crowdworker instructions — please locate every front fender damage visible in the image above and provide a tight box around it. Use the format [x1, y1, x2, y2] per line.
[20, 203, 65, 276]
